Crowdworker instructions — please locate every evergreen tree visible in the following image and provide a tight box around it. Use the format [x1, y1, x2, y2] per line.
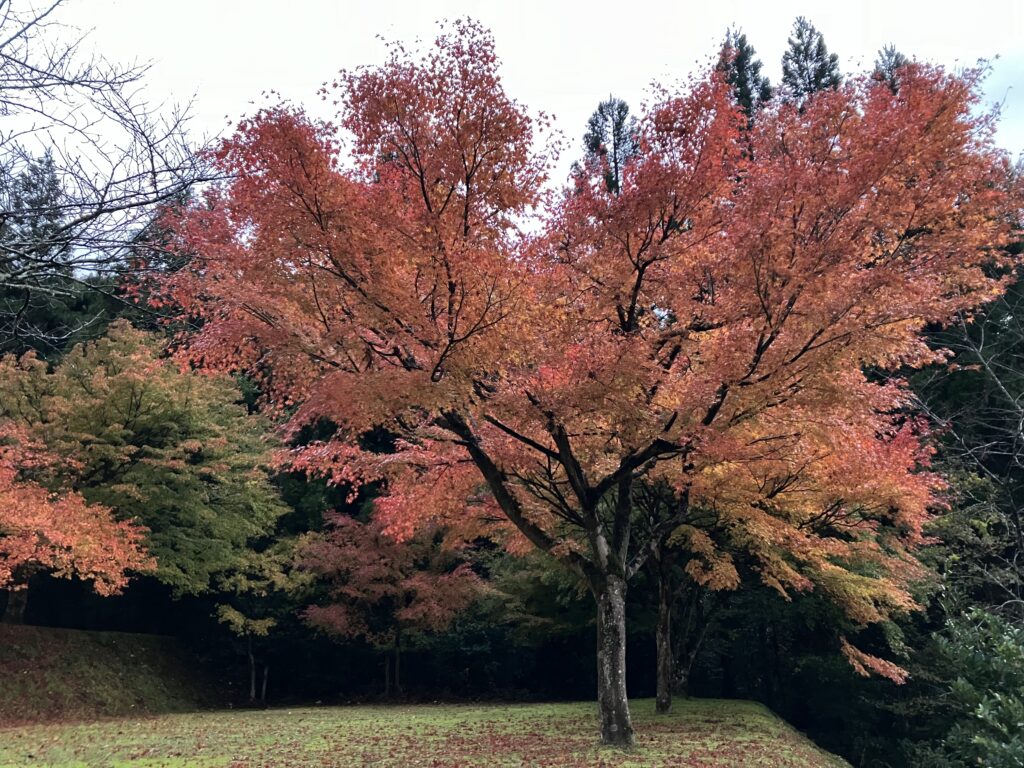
[873, 44, 910, 94]
[0, 154, 142, 358]
[576, 97, 637, 194]
[716, 28, 772, 124]
[781, 17, 842, 105]
[0, 154, 74, 356]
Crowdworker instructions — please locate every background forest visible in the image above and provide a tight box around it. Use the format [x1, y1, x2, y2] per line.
[0, 4, 1021, 767]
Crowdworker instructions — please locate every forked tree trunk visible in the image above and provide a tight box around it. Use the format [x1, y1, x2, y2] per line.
[1, 588, 28, 624]
[594, 574, 634, 747]
[655, 571, 673, 714]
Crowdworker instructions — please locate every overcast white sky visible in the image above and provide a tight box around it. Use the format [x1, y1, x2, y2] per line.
[62, 0, 1024, 179]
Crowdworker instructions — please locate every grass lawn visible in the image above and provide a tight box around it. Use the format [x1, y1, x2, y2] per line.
[0, 698, 849, 767]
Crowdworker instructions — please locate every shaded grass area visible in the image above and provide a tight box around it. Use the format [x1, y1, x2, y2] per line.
[0, 699, 850, 767]
[0, 625, 212, 726]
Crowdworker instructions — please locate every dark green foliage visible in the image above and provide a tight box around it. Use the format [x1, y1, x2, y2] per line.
[716, 29, 772, 123]
[781, 17, 842, 104]
[0, 154, 81, 357]
[939, 611, 1024, 767]
[912, 267, 1024, 621]
[0, 153, 180, 358]
[872, 45, 910, 94]
[577, 97, 637, 194]
[0, 322, 289, 597]
[901, 610, 1024, 768]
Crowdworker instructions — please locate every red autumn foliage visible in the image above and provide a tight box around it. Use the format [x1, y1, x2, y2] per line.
[151, 19, 1018, 737]
[300, 514, 480, 646]
[0, 423, 152, 594]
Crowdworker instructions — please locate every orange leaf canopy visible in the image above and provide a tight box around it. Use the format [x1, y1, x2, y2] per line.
[0, 424, 152, 594]
[156, 21, 1016, 666]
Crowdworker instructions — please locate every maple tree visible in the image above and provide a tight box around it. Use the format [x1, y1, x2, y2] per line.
[0, 321, 287, 598]
[154, 20, 1016, 745]
[300, 515, 480, 697]
[0, 423, 151, 621]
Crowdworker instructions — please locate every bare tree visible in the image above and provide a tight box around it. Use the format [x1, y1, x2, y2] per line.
[0, 0, 203, 353]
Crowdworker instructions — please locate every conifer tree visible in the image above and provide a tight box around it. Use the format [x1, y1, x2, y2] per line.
[873, 45, 910, 94]
[781, 17, 842, 104]
[577, 97, 637, 194]
[716, 28, 772, 123]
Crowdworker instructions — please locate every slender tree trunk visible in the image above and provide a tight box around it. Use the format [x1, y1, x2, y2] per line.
[247, 636, 256, 702]
[655, 568, 673, 714]
[594, 574, 634, 747]
[671, 579, 719, 700]
[394, 630, 402, 695]
[261, 665, 269, 704]
[676, 665, 692, 698]
[384, 651, 391, 699]
[1, 588, 28, 624]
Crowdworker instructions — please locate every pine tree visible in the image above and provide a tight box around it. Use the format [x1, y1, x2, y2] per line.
[577, 97, 637, 194]
[0, 154, 73, 356]
[716, 28, 772, 124]
[781, 17, 842, 105]
[873, 45, 910, 94]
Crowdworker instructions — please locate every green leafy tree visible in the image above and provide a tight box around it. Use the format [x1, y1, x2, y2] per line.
[906, 609, 1024, 768]
[0, 320, 289, 597]
[216, 539, 311, 703]
[781, 17, 841, 105]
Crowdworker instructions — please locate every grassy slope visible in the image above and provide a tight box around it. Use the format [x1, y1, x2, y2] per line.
[0, 699, 850, 767]
[0, 625, 212, 726]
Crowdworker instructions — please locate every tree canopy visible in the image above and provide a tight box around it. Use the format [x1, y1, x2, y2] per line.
[0, 321, 288, 597]
[152, 19, 1015, 744]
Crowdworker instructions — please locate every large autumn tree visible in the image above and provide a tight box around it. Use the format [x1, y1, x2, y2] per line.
[155, 21, 1015, 745]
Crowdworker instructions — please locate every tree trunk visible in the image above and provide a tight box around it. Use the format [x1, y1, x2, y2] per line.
[261, 665, 269, 704]
[384, 651, 391, 699]
[247, 636, 256, 702]
[394, 631, 402, 695]
[1, 588, 28, 624]
[676, 665, 692, 698]
[655, 570, 673, 714]
[594, 574, 634, 747]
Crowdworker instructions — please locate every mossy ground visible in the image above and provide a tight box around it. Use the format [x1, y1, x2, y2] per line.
[0, 625, 212, 726]
[0, 698, 850, 767]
